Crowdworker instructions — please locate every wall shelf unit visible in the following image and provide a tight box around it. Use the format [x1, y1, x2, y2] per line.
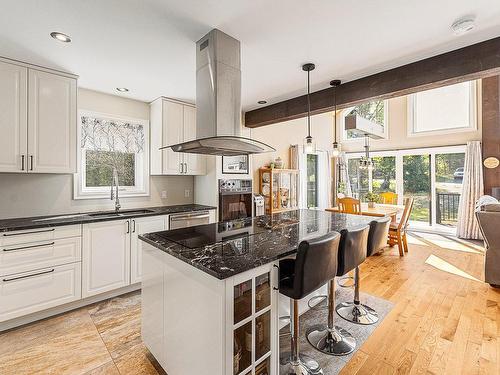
[259, 168, 299, 215]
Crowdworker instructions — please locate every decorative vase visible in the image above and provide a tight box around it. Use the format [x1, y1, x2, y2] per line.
[368, 201, 375, 208]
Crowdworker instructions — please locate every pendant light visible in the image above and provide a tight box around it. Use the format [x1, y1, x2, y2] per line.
[359, 135, 373, 170]
[302, 63, 316, 153]
[330, 79, 341, 157]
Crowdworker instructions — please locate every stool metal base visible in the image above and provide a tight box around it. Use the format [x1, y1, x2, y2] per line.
[306, 326, 356, 356]
[280, 353, 324, 375]
[336, 301, 379, 325]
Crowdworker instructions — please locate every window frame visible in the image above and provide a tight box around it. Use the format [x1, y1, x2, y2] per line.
[407, 80, 478, 137]
[74, 110, 150, 200]
[340, 100, 389, 143]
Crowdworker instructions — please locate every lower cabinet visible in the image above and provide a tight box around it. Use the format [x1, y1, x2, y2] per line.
[0, 262, 81, 322]
[130, 216, 168, 284]
[82, 219, 131, 298]
[82, 215, 168, 297]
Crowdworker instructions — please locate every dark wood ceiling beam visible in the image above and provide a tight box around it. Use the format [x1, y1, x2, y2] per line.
[245, 36, 500, 128]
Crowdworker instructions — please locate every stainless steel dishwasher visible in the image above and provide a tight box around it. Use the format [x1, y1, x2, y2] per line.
[169, 211, 211, 229]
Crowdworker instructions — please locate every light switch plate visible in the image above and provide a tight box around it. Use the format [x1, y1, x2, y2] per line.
[161, 191, 167, 199]
[184, 189, 190, 198]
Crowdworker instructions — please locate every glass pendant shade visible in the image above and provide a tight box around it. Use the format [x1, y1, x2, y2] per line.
[332, 141, 341, 157]
[304, 135, 316, 153]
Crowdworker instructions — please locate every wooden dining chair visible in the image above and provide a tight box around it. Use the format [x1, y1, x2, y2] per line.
[338, 197, 362, 215]
[388, 197, 414, 256]
[379, 192, 398, 205]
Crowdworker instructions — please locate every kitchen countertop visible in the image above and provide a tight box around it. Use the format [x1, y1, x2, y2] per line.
[0, 204, 216, 232]
[139, 209, 376, 280]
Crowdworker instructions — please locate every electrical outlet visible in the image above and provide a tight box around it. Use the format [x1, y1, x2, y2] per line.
[161, 191, 167, 199]
[184, 189, 190, 198]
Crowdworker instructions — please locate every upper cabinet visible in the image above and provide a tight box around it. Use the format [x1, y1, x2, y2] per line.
[150, 98, 206, 176]
[0, 61, 27, 173]
[0, 58, 77, 174]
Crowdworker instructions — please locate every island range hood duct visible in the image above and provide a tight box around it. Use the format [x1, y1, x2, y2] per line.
[161, 29, 275, 156]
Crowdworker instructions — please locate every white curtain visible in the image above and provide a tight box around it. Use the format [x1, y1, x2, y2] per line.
[290, 145, 307, 208]
[317, 150, 331, 209]
[339, 153, 352, 197]
[457, 141, 484, 239]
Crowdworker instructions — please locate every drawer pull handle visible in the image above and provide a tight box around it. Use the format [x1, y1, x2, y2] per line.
[3, 242, 55, 252]
[3, 268, 55, 282]
[3, 228, 55, 237]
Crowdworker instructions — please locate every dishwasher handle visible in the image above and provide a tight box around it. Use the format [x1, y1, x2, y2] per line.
[169, 211, 211, 222]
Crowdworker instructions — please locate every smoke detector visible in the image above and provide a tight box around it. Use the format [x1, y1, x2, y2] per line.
[451, 17, 476, 36]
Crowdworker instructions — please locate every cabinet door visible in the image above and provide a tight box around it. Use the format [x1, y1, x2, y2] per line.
[0, 61, 27, 173]
[27, 69, 77, 173]
[0, 262, 81, 322]
[130, 215, 167, 284]
[82, 220, 130, 298]
[183, 105, 206, 175]
[162, 100, 183, 175]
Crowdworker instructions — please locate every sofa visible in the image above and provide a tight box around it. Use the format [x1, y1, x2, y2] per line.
[475, 195, 500, 287]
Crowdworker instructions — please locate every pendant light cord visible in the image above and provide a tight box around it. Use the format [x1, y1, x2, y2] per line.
[307, 70, 311, 137]
[334, 85, 337, 142]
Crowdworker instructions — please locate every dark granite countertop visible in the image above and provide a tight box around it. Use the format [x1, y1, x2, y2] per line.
[0, 204, 216, 232]
[139, 209, 376, 280]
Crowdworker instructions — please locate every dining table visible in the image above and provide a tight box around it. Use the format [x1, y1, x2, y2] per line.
[326, 203, 404, 223]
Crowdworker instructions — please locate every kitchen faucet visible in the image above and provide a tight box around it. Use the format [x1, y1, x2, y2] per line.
[110, 167, 121, 212]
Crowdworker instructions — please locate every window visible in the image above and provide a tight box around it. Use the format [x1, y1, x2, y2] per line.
[342, 100, 388, 141]
[75, 111, 149, 199]
[408, 81, 477, 135]
[345, 145, 465, 230]
[306, 154, 318, 208]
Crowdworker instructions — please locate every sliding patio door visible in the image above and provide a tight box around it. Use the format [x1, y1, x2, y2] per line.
[345, 145, 466, 231]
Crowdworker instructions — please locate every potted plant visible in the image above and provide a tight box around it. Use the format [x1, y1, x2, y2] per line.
[365, 192, 379, 208]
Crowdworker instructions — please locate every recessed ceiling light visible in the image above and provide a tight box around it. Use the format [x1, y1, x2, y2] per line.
[50, 32, 71, 43]
[116, 87, 129, 92]
[257, 100, 267, 105]
[451, 16, 475, 36]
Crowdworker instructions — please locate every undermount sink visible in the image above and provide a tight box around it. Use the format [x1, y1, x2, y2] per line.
[32, 214, 88, 222]
[87, 209, 155, 218]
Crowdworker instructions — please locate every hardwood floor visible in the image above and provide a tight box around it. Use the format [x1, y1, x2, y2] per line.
[0, 232, 498, 375]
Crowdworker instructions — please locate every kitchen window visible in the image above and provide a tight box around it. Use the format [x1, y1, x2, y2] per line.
[408, 81, 477, 136]
[74, 111, 149, 199]
[342, 100, 388, 141]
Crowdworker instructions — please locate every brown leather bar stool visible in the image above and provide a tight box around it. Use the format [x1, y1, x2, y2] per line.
[336, 218, 390, 325]
[306, 226, 369, 356]
[278, 232, 341, 375]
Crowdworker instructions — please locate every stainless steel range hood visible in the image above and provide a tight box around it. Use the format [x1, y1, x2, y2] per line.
[162, 29, 274, 156]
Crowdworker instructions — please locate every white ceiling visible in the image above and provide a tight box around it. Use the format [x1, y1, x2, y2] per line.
[2, 0, 500, 111]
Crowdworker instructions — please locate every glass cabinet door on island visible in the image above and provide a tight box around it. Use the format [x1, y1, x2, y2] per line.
[229, 263, 277, 375]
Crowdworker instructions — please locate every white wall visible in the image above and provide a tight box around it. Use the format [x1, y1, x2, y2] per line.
[0, 88, 194, 219]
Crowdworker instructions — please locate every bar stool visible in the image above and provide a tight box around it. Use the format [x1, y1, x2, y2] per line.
[336, 218, 390, 325]
[278, 232, 341, 375]
[306, 226, 369, 356]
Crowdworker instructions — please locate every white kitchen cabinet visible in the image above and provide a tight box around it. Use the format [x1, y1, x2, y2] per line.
[0, 61, 27, 173]
[82, 220, 131, 298]
[28, 69, 77, 173]
[0, 262, 81, 322]
[130, 215, 168, 284]
[0, 58, 77, 174]
[150, 98, 206, 176]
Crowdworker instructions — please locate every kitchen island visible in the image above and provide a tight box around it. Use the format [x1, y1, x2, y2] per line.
[139, 209, 374, 375]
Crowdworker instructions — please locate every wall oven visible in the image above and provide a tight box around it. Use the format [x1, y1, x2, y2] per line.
[219, 179, 253, 221]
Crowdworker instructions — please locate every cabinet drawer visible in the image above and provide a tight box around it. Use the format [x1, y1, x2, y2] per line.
[0, 237, 81, 276]
[0, 225, 81, 247]
[0, 262, 81, 322]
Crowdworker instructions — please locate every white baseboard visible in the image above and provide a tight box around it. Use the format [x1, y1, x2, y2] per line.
[0, 283, 141, 332]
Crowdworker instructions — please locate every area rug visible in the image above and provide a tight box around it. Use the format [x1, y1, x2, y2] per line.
[279, 286, 394, 374]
